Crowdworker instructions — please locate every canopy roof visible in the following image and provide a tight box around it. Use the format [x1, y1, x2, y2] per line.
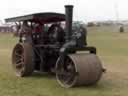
[5, 12, 65, 23]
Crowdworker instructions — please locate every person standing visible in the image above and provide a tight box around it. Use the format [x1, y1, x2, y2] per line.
[119, 25, 124, 33]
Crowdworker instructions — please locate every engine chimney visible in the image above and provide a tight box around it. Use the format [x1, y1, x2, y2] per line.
[65, 5, 73, 42]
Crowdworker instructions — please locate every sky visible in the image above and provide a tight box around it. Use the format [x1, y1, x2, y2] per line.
[0, 0, 128, 23]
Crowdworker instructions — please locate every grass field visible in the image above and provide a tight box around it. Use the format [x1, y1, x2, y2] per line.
[1, 26, 128, 96]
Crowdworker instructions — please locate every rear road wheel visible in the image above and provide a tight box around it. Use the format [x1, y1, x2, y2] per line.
[12, 43, 34, 77]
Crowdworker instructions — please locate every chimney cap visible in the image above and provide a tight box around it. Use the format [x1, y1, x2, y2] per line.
[65, 5, 74, 8]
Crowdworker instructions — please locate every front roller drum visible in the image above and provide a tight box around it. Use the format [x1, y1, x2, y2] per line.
[56, 53, 103, 88]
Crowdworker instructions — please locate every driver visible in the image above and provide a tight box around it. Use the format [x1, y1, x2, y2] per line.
[20, 21, 31, 34]
[19, 21, 32, 43]
[48, 23, 65, 44]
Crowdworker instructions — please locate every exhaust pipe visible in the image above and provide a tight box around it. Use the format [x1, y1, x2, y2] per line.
[65, 5, 74, 42]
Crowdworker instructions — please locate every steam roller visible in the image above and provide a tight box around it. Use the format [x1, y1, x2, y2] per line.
[5, 4, 105, 88]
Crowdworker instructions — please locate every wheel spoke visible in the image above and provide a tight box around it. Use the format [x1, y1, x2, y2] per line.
[64, 76, 73, 84]
[57, 70, 72, 77]
[16, 63, 23, 68]
[16, 59, 22, 64]
[15, 51, 22, 57]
